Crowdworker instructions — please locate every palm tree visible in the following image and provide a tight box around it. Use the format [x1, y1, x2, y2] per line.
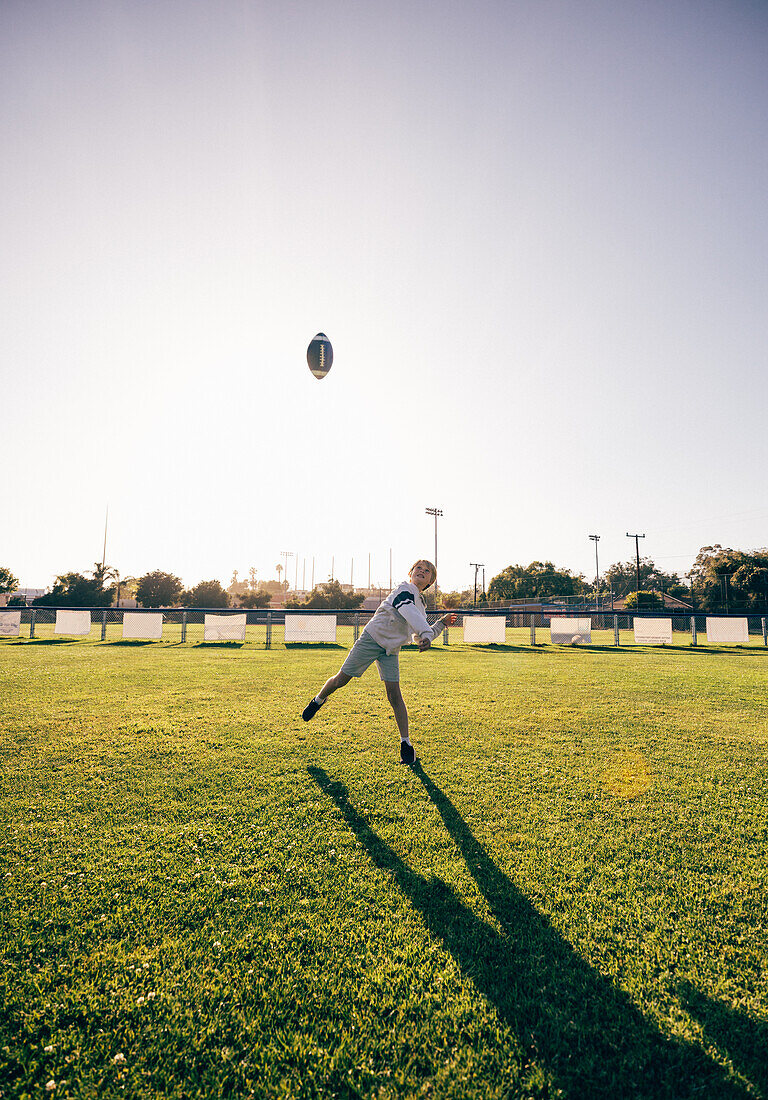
[92, 561, 118, 588]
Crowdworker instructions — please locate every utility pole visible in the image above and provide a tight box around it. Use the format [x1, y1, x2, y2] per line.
[626, 533, 646, 595]
[589, 534, 600, 609]
[470, 563, 484, 608]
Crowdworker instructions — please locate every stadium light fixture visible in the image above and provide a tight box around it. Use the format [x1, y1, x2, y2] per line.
[425, 507, 443, 601]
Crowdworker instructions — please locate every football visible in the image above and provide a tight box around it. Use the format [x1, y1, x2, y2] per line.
[307, 332, 333, 380]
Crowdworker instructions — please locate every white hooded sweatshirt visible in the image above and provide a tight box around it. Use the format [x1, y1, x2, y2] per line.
[363, 581, 443, 656]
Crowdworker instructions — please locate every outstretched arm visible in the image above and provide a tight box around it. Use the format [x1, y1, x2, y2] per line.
[418, 611, 457, 649]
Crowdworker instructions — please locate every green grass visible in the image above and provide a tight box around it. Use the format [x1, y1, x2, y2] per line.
[1, 640, 767, 1099]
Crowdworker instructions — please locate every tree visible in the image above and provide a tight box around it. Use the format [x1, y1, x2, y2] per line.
[114, 574, 139, 605]
[182, 580, 230, 608]
[91, 561, 118, 588]
[731, 554, 768, 608]
[136, 570, 184, 608]
[604, 558, 688, 601]
[287, 580, 365, 610]
[239, 589, 272, 608]
[488, 561, 586, 601]
[0, 567, 18, 595]
[624, 590, 665, 611]
[33, 571, 114, 607]
[688, 545, 768, 610]
[438, 589, 473, 608]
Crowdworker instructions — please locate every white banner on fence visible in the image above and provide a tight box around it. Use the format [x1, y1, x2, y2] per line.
[550, 617, 592, 645]
[463, 615, 506, 644]
[284, 614, 337, 643]
[706, 617, 749, 645]
[0, 611, 21, 637]
[55, 610, 92, 636]
[204, 613, 246, 642]
[633, 618, 673, 645]
[122, 612, 163, 640]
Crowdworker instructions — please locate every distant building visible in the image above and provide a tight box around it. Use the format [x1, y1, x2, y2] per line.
[0, 588, 46, 607]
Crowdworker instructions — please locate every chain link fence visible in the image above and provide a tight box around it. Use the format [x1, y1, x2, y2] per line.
[3, 607, 768, 648]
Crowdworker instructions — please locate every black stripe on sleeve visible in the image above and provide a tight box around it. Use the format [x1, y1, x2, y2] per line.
[392, 590, 415, 610]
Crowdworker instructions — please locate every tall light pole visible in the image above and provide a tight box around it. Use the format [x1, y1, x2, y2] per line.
[280, 550, 294, 593]
[589, 534, 600, 608]
[101, 505, 109, 577]
[425, 507, 443, 602]
[470, 563, 484, 608]
[626, 533, 645, 595]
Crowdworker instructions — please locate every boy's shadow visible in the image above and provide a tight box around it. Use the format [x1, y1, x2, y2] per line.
[308, 764, 750, 1099]
[679, 980, 768, 1096]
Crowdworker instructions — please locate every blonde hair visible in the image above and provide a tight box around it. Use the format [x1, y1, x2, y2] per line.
[409, 560, 437, 590]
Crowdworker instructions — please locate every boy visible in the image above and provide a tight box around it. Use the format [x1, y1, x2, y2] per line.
[301, 560, 453, 763]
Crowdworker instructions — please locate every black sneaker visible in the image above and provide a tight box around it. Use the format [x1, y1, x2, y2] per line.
[400, 740, 416, 765]
[302, 697, 325, 721]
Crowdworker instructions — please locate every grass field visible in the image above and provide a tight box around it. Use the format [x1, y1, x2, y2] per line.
[1, 639, 767, 1099]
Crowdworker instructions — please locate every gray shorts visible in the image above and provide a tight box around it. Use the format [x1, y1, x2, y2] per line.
[340, 630, 400, 682]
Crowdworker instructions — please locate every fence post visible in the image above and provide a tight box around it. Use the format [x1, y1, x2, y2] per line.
[266, 611, 272, 650]
[690, 616, 697, 647]
[181, 611, 187, 644]
[763, 617, 767, 647]
[101, 610, 107, 641]
[614, 615, 620, 646]
[354, 612, 360, 642]
[530, 615, 535, 645]
[29, 608, 36, 639]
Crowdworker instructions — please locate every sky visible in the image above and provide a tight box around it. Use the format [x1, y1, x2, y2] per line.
[3, 0, 768, 595]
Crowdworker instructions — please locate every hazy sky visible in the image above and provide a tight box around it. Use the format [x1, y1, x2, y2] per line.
[3, 0, 767, 594]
